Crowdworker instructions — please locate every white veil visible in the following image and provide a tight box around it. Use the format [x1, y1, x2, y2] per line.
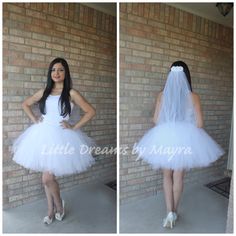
[157, 66, 195, 124]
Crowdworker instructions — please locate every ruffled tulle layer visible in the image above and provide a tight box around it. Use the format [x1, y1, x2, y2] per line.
[12, 121, 95, 176]
[136, 122, 224, 170]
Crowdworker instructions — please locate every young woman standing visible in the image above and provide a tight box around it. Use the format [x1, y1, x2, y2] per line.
[13, 57, 96, 224]
[136, 61, 224, 228]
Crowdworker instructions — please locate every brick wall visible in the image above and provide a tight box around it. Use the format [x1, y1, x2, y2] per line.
[3, 3, 116, 209]
[120, 3, 233, 204]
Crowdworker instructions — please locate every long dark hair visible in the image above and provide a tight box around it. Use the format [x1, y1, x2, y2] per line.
[39, 57, 72, 117]
[171, 61, 193, 91]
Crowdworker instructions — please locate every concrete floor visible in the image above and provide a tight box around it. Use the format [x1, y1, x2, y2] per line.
[120, 182, 229, 233]
[3, 182, 116, 233]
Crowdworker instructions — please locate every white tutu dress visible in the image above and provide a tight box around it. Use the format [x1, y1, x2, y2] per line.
[136, 66, 224, 170]
[12, 94, 95, 176]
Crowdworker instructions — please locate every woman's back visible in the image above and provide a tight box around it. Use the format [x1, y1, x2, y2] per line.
[155, 91, 198, 126]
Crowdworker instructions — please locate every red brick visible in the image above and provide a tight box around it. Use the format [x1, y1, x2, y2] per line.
[9, 12, 31, 24]
[7, 4, 25, 14]
[24, 23, 45, 34]
[120, 3, 127, 13]
[9, 43, 31, 53]
[26, 9, 46, 19]
[31, 18, 52, 29]
[3, 35, 24, 44]
[32, 47, 51, 55]
[25, 38, 45, 47]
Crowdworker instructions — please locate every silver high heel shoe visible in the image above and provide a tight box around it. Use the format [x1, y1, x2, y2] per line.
[163, 211, 176, 229]
[43, 215, 54, 225]
[173, 212, 178, 221]
[55, 199, 65, 221]
[43, 204, 56, 225]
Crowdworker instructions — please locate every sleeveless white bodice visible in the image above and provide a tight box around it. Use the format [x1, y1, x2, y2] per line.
[42, 95, 74, 125]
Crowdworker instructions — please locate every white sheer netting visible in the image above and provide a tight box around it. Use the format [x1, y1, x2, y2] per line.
[157, 66, 195, 124]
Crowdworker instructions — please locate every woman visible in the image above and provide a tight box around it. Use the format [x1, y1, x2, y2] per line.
[12, 57, 96, 224]
[136, 61, 224, 228]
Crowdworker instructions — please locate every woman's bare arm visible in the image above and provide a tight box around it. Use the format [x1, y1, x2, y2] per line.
[152, 92, 163, 124]
[22, 89, 44, 123]
[68, 89, 96, 130]
[192, 93, 204, 128]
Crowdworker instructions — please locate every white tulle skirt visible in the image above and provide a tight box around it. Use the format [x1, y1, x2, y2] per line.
[12, 121, 95, 176]
[135, 122, 224, 170]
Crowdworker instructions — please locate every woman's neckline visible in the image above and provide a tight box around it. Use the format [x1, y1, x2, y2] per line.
[49, 94, 61, 97]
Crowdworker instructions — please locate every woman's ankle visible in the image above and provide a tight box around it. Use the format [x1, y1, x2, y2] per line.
[47, 212, 54, 219]
[55, 199, 63, 213]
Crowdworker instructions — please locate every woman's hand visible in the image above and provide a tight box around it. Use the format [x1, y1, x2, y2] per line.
[60, 120, 74, 129]
[34, 116, 44, 124]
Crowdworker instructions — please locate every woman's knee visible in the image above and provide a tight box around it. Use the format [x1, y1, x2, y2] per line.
[173, 170, 185, 181]
[163, 169, 173, 179]
[42, 172, 55, 186]
[173, 170, 185, 188]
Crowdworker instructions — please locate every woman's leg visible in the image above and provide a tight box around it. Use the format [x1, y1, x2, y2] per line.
[42, 173, 54, 218]
[42, 172, 63, 214]
[162, 169, 174, 213]
[173, 170, 185, 213]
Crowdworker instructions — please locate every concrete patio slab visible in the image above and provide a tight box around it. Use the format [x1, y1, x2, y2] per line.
[120, 182, 228, 233]
[3, 182, 116, 233]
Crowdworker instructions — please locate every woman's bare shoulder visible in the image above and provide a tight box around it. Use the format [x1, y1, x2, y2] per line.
[69, 88, 83, 98]
[23, 88, 44, 105]
[32, 88, 44, 99]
